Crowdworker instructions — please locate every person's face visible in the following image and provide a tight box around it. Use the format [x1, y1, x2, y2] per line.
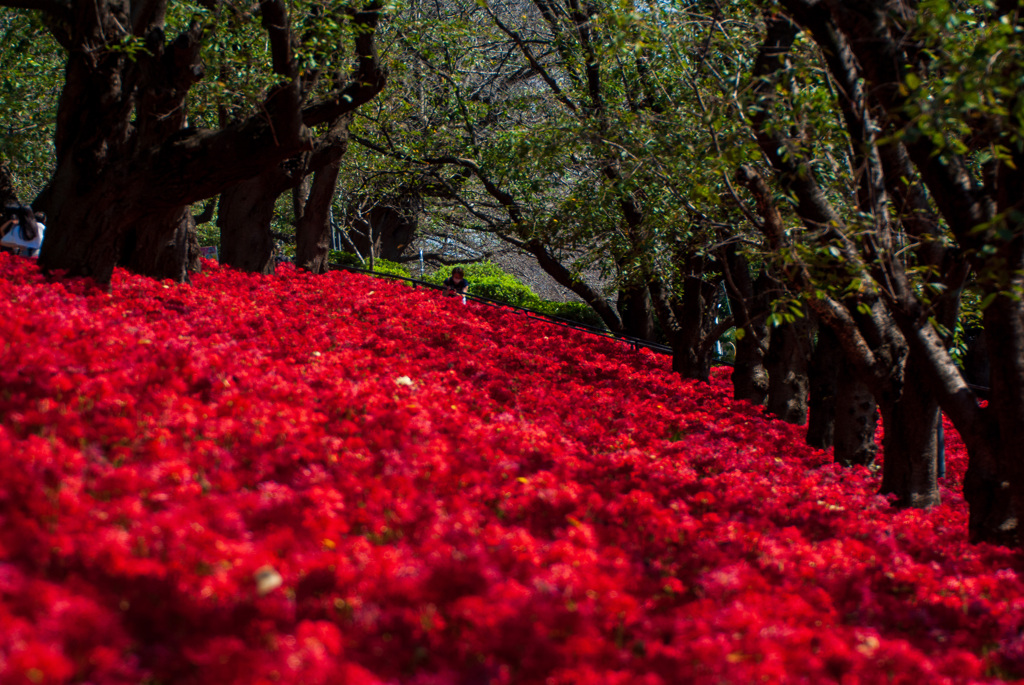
[453, 273, 463, 283]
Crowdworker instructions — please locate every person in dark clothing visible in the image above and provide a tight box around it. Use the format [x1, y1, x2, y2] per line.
[443, 267, 470, 296]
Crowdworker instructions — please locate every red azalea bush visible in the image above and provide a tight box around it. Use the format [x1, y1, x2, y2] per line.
[1, 251, 1022, 684]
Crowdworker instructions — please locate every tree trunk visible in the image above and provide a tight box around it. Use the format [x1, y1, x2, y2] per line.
[733, 324, 770, 405]
[296, 162, 343, 274]
[346, 200, 418, 262]
[617, 283, 655, 340]
[878, 353, 941, 508]
[38, 167, 139, 284]
[807, 323, 841, 449]
[669, 275, 721, 383]
[126, 206, 197, 282]
[723, 248, 770, 405]
[985, 293, 1024, 545]
[764, 317, 812, 424]
[25, 0, 385, 286]
[833, 359, 878, 467]
[217, 169, 289, 274]
[883, 304, 1011, 542]
[185, 212, 202, 273]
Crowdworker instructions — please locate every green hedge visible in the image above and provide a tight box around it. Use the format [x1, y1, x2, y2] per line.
[329, 251, 412, 279]
[531, 300, 605, 328]
[428, 262, 606, 329]
[427, 262, 536, 307]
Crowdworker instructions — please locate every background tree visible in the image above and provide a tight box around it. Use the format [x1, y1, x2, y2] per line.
[214, 1, 386, 274]
[0, 0, 385, 285]
[730, 0, 1024, 539]
[0, 10, 61, 200]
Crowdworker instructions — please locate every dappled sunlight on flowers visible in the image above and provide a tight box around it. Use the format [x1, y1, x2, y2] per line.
[0, 252, 1021, 683]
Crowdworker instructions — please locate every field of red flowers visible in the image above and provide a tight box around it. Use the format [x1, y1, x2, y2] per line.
[1, 252, 1023, 684]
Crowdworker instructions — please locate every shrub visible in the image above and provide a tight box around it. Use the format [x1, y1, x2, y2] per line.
[532, 300, 606, 329]
[428, 262, 609, 330]
[328, 251, 412, 279]
[427, 262, 537, 307]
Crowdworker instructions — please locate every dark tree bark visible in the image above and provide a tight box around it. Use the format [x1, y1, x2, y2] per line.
[745, 11, 962, 513]
[807, 324, 841, 449]
[764, 316, 813, 424]
[216, 5, 385, 274]
[769, 0, 1024, 538]
[648, 262, 728, 384]
[296, 147, 349, 273]
[125, 206, 198, 282]
[345, 198, 419, 263]
[33, 5, 303, 284]
[833, 358, 878, 467]
[977, 291, 1024, 542]
[617, 282, 655, 341]
[673, 275, 720, 381]
[218, 168, 291, 274]
[879, 351, 941, 507]
[962, 329, 991, 394]
[723, 246, 770, 405]
[732, 329, 770, 405]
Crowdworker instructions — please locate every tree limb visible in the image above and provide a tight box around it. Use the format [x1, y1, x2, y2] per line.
[484, 0, 579, 114]
[301, 1, 387, 127]
[0, 0, 70, 20]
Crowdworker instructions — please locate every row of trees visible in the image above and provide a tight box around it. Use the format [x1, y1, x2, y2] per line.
[2, 0, 386, 281]
[2, 0, 1023, 546]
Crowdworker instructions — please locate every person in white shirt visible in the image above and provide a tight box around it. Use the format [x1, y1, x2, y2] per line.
[0, 207, 45, 258]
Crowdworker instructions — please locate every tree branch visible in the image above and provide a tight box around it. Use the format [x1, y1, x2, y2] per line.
[0, 0, 70, 20]
[131, 0, 167, 34]
[301, 1, 387, 127]
[484, 0, 579, 114]
[260, 0, 297, 79]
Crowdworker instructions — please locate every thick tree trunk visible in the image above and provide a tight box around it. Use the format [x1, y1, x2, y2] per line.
[346, 200, 418, 262]
[185, 213, 201, 273]
[669, 275, 720, 383]
[723, 248, 770, 405]
[807, 324, 841, 449]
[885, 306, 1011, 542]
[833, 359, 878, 467]
[617, 283, 655, 340]
[38, 166, 139, 283]
[672, 345, 713, 382]
[985, 294, 1024, 545]
[217, 170, 288, 274]
[26, 0, 384, 286]
[126, 206, 197, 282]
[879, 350, 941, 508]
[296, 162, 343, 274]
[764, 317, 812, 424]
[733, 325, 770, 405]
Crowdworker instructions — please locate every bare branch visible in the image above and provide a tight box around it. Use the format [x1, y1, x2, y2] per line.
[483, 0, 579, 114]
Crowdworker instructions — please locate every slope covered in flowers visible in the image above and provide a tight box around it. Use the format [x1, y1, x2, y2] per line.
[1, 253, 1023, 684]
